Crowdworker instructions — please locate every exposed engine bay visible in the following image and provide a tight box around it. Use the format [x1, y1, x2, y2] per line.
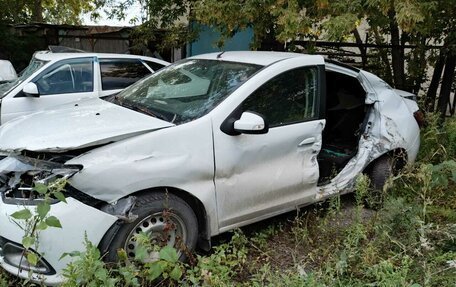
[0, 153, 80, 203]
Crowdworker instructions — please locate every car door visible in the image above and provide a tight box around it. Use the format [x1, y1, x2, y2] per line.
[213, 65, 326, 230]
[98, 58, 154, 97]
[1, 57, 96, 123]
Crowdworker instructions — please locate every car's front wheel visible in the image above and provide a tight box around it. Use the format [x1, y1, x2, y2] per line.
[103, 192, 198, 262]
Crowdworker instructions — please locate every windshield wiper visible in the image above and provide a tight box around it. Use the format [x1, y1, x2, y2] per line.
[113, 96, 169, 122]
[112, 95, 123, 105]
[136, 105, 170, 122]
[133, 105, 160, 118]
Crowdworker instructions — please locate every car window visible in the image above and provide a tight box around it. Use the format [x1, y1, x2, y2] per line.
[144, 60, 166, 72]
[35, 59, 93, 95]
[100, 59, 152, 90]
[242, 67, 318, 127]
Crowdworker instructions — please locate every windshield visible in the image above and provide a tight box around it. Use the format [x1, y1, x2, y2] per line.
[112, 59, 262, 124]
[0, 57, 48, 98]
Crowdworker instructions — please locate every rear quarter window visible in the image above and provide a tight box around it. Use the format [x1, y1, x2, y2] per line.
[144, 60, 166, 72]
[100, 59, 152, 90]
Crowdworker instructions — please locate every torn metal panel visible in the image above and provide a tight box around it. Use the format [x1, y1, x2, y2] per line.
[0, 155, 62, 173]
[358, 70, 391, 103]
[317, 79, 420, 200]
[376, 89, 420, 155]
[0, 98, 174, 153]
[317, 137, 376, 200]
[100, 196, 138, 222]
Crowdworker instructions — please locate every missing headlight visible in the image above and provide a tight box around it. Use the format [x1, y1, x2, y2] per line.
[0, 155, 80, 204]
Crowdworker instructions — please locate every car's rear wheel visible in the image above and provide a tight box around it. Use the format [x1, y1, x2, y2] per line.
[104, 192, 198, 262]
[366, 155, 395, 209]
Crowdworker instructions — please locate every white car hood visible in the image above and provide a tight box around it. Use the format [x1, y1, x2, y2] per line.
[0, 98, 174, 152]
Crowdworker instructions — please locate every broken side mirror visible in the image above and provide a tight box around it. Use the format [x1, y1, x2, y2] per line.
[233, 111, 268, 134]
[22, 82, 39, 97]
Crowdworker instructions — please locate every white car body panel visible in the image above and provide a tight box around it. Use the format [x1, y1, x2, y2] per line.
[190, 51, 307, 66]
[0, 197, 117, 286]
[0, 51, 420, 285]
[2, 90, 98, 123]
[0, 60, 17, 82]
[0, 98, 174, 152]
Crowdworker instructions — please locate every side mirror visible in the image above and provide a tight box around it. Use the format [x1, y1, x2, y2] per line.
[22, 82, 39, 97]
[233, 111, 268, 134]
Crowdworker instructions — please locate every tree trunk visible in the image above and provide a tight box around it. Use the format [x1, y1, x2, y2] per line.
[373, 28, 393, 84]
[353, 28, 367, 69]
[437, 53, 456, 116]
[411, 38, 428, 95]
[32, 0, 43, 23]
[400, 32, 408, 90]
[389, 10, 405, 89]
[425, 49, 446, 112]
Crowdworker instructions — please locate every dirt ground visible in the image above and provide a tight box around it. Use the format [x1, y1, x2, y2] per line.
[208, 193, 376, 280]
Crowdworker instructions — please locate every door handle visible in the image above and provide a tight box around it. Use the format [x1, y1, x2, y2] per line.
[298, 137, 316, 146]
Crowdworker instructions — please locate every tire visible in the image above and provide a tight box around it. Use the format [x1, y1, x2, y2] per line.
[103, 192, 198, 262]
[366, 155, 395, 209]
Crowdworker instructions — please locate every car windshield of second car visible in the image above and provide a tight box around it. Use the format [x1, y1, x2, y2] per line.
[0, 58, 48, 98]
[112, 59, 261, 124]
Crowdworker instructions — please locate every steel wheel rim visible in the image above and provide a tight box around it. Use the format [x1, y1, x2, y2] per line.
[124, 211, 187, 261]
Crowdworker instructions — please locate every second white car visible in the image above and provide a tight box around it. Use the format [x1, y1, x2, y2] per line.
[0, 50, 169, 124]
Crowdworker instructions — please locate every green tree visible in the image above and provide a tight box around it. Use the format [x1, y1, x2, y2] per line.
[193, 0, 455, 112]
[0, 0, 102, 69]
[0, 0, 100, 25]
[98, 0, 455, 113]
[193, 0, 316, 49]
[103, 0, 197, 52]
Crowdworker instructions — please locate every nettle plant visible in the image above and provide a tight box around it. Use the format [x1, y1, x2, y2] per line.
[9, 181, 188, 285]
[9, 180, 66, 272]
[61, 234, 185, 287]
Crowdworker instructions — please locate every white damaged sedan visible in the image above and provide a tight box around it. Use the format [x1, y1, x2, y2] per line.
[0, 51, 421, 285]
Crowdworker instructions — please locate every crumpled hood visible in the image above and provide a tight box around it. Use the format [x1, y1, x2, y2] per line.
[0, 98, 174, 152]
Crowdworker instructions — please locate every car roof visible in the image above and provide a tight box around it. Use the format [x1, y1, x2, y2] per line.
[189, 51, 324, 66]
[34, 51, 169, 65]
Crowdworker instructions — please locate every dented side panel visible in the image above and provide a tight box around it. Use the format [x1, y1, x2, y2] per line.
[214, 119, 325, 230]
[67, 116, 219, 235]
[377, 89, 420, 157]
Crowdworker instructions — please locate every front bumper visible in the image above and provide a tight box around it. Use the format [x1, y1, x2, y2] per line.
[0, 196, 118, 286]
